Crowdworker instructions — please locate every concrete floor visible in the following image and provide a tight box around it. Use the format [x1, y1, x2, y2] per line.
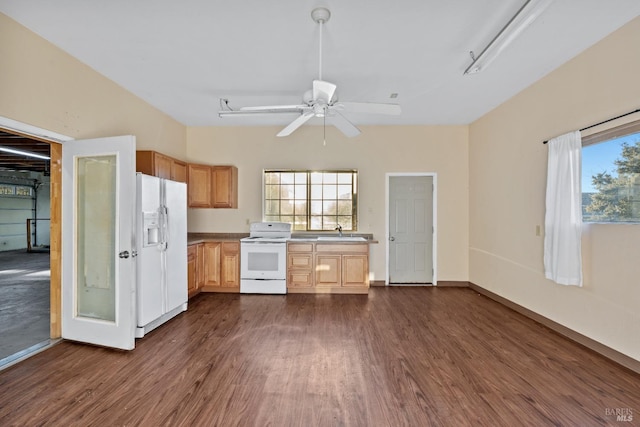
[0, 250, 50, 362]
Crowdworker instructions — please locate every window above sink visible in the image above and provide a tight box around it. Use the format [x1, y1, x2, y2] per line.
[263, 169, 358, 231]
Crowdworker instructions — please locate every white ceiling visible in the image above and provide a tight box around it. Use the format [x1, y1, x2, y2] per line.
[1, 1, 639, 128]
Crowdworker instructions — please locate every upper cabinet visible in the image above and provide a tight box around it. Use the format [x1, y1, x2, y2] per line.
[187, 164, 212, 208]
[136, 150, 187, 183]
[137, 151, 237, 209]
[188, 164, 238, 209]
[171, 161, 187, 183]
[212, 166, 238, 208]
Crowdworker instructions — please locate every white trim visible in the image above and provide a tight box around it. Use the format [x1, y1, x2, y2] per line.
[385, 173, 438, 286]
[0, 116, 73, 143]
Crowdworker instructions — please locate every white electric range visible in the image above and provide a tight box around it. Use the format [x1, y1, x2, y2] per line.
[240, 222, 291, 294]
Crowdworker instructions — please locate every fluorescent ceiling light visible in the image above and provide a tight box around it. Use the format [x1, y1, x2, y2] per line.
[464, 0, 552, 75]
[0, 146, 50, 160]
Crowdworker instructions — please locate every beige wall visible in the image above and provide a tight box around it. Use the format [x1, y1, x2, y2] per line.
[0, 13, 186, 158]
[187, 125, 469, 282]
[8, 4, 635, 363]
[469, 17, 640, 361]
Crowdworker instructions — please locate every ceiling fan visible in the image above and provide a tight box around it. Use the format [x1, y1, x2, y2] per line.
[218, 7, 401, 138]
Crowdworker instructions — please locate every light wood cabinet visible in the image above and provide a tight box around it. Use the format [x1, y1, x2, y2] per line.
[220, 242, 240, 287]
[315, 254, 341, 287]
[287, 242, 369, 294]
[287, 243, 314, 288]
[200, 240, 240, 292]
[171, 160, 187, 183]
[136, 150, 187, 183]
[196, 243, 205, 290]
[187, 244, 198, 298]
[203, 242, 221, 287]
[187, 164, 212, 208]
[342, 255, 369, 287]
[188, 242, 206, 298]
[212, 166, 238, 208]
[187, 164, 238, 209]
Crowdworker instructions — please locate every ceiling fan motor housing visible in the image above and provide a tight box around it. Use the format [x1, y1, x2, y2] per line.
[311, 7, 331, 24]
[303, 88, 337, 105]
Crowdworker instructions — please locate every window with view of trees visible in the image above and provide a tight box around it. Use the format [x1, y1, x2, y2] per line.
[582, 120, 640, 223]
[264, 170, 357, 231]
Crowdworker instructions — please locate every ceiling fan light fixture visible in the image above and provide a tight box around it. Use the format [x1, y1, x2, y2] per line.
[464, 0, 552, 75]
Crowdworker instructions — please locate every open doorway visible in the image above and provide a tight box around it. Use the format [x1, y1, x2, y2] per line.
[0, 128, 58, 366]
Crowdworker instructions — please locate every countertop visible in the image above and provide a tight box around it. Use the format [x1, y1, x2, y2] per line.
[188, 233, 248, 245]
[188, 232, 378, 245]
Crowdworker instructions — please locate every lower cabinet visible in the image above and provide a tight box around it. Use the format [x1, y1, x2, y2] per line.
[201, 241, 240, 293]
[187, 242, 207, 298]
[288, 243, 314, 288]
[342, 255, 369, 287]
[187, 240, 240, 297]
[287, 242, 369, 294]
[220, 242, 240, 287]
[187, 244, 198, 298]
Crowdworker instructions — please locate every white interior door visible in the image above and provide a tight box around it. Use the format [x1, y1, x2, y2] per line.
[62, 135, 136, 350]
[388, 175, 434, 284]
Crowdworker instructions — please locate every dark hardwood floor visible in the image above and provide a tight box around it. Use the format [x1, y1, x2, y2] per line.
[0, 287, 638, 426]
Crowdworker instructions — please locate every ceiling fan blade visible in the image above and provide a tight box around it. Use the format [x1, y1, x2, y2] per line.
[219, 105, 311, 118]
[277, 111, 315, 137]
[240, 104, 307, 112]
[218, 110, 301, 118]
[313, 80, 337, 103]
[338, 102, 401, 115]
[330, 112, 361, 138]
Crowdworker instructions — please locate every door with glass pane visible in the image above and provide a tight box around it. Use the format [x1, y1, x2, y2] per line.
[62, 136, 136, 350]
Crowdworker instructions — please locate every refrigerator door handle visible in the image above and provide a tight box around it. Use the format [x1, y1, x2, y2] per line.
[161, 205, 169, 251]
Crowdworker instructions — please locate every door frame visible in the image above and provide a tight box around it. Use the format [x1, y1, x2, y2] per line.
[385, 172, 437, 286]
[0, 116, 73, 340]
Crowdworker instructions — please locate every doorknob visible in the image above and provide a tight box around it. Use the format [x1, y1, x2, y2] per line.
[119, 251, 130, 259]
[389, 236, 395, 241]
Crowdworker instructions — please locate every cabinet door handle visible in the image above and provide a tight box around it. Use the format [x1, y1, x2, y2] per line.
[119, 251, 130, 259]
[389, 236, 395, 242]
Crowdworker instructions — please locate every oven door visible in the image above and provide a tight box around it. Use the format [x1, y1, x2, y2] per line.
[240, 242, 287, 280]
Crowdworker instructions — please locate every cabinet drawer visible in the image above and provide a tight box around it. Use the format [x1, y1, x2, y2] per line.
[315, 243, 368, 254]
[288, 253, 312, 269]
[288, 271, 314, 287]
[288, 242, 314, 253]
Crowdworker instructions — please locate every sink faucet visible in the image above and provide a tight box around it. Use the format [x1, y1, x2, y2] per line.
[335, 224, 343, 237]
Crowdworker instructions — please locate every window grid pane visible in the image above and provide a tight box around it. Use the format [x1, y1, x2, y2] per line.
[264, 170, 357, 231]
[582, 130, 640, 223]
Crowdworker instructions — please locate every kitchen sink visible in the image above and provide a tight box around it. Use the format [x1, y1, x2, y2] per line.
[316, 236, 367, 242]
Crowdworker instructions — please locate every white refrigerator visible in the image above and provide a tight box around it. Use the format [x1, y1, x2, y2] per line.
[135, 173, 188, 338]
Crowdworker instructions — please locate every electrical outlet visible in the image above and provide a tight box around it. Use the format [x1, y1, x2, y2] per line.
[246, 219, 250, 225]
[535, 225, 541, 236]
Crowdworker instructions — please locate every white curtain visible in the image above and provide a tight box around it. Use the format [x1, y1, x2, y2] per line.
[544, 130, 583, 286]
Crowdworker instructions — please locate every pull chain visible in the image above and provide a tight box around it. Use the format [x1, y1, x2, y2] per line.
[323, 112, 326, 146]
